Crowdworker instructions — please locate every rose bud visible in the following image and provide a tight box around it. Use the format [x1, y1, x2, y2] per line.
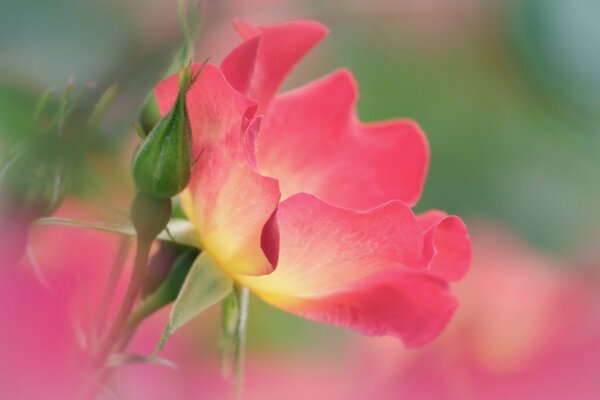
[131, 66, 195, 199]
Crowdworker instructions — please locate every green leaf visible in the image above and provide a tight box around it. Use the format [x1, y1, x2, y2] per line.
[156, 252, 232, 352]
[34, 216, 200, 247]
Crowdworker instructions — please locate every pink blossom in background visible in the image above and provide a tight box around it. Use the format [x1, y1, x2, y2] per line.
[0, 212, 29, 268]
[0, 269, 80, 399]
[0, 205, 116, 398]
[156, 19, 471, 347]
[0, 199, 138, 399]
[354, 221, 600, 400]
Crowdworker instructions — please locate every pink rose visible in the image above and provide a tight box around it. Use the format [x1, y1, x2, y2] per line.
[155, 20, 471, 347]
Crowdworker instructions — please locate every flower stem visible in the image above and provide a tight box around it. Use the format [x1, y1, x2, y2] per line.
[115, 288, 168, 351]
[94, 237, 152, 367]
[96, 235, 133, 336]
[234, 286, 249, 400]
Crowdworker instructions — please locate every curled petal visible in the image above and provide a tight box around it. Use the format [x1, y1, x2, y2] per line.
[221, 19, 328, 112]
[220, 35, 260, 98]
[237, 194, 462, 346]
[184, 117, 281, 276]
[238, 193, 422, 296]
[257, 69, 429, 210]
[263, 270, 459, 348]
[418, 211, 471, 282]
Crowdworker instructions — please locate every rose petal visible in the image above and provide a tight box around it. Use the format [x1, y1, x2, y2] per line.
[220, 35, 261, 99]
[155, 64, 257, 152]
[184, 117, 281, 276]
[221, 19, 328, 112]
[257, 69, 429, 210]
[418, 211, 471, 281]
[238, 193, 422, 295]
[235, 194, 460, 346]
[263, 270, 459, 348]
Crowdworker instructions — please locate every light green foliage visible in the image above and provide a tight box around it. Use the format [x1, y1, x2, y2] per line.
[156, 252, 233, 351]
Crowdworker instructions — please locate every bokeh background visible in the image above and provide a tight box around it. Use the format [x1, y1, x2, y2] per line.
[2, 0, 600, 399]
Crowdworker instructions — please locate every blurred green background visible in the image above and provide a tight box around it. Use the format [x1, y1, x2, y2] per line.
[2, 0, 600, 357]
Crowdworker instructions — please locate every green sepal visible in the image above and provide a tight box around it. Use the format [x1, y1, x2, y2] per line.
[131, 123, 147, 140]
[139, 92, 161, 134]
[155, 252, 233, 353]
[127, 248, 199, 329]
[151, 247, 199, 302]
